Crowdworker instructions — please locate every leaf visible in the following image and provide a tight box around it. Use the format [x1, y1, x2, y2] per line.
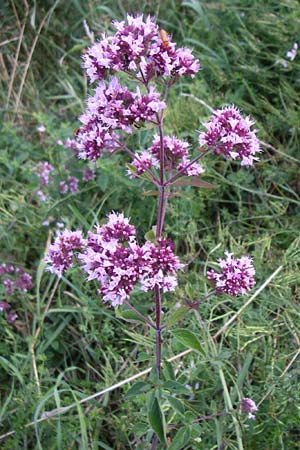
[171, 329, 205, 356]
[166, 395, 185, 416]
[162, 360, 175, 381]
[144, 226, 157, 242]
[126, 381, 150, 398]
[171, 177, 217, 188]
[147, 397, 167, 444]
[167, 306, 187, 327]
[168, 426, 191, 450]
[126, 163, 137, 175]
[142, 190, 159, 197]
[162, 380, 191, 395]
[149, 365, 160, 384]
[116, 308, 145, 323]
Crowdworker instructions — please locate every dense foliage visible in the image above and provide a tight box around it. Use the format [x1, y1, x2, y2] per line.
[0, 1, 299, 448]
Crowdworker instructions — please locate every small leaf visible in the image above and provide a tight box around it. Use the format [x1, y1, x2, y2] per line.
[167, 306, 187, 327]
[166, 395, 185, 416]
[116, 308, 145, 323]
[171, 329, 205, 356]
[148, 397, 167, 444]
[168, 426, 191, 450]
[162, 360, 175, 381]
[149, 365, 160, 384]
[162, 380, 191, 395]
[126, 163, 137, 175]
[142, 190, 159, 197]
[144, 226, 157, 242]
[126, 381, 150, 398]
[171, 177, 217, 188]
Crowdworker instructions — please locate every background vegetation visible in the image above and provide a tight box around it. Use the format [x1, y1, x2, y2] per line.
[0, 0, 299, 448]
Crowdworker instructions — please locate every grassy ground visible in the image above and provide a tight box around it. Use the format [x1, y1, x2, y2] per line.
[0, 0, 300, 449]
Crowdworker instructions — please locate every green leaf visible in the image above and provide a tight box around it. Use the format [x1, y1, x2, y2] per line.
[167, 306, 187, 327]
[162, 360, 175, 381]
[149, 365, 160, 384]
[171, 329, 205, 356]
[116, 308, 145, 323]
[144, 226, 157, 242]
[168, 426, 191, 450]
[147, 397, 167, 444]
[171, 176, 218, 188]
[126, 381, 151, 398]
[166, 395, 185, 416]
[162, 381, 191, 395]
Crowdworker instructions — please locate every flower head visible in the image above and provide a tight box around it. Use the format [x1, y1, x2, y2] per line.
[198, 106, 261, 166]
[45, 229, 86, 277]
[82, 167, 96, 182]
[128, 151, 159, 178]
[82, 14, 200, 83]
[207, 251, 255, 296]
[35, 161, 54, 186]
[15, 268, 33, 292]
[240, 397, 258, 419]
[148, 134, 204, 176]
[286, 42, 298, 61]
[78, 213, 183, 306]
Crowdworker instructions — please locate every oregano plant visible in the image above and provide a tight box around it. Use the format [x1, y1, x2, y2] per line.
[45, 14, 261, 449]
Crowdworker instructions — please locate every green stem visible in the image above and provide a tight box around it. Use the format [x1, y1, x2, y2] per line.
[218, 367, 244, 450]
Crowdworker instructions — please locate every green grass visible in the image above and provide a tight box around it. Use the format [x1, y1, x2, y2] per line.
[1, 0, 300, 449]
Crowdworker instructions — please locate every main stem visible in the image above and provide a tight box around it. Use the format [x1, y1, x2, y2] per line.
[154, 85, 169, 376]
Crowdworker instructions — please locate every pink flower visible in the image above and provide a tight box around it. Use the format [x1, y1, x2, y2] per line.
[0, 264, 14, 276]
[15, 268, 33, 292]
[36, 190, 47, 202]
[128, 151, 159, 178]
[240, 397, 258, 419]
[286, 42, 298, 61]
[59, 181, 69, 194]
[207, 251, 255, 296]
[7, 312, 18, 324]
[78, 212, 183, 306]
[177, 156, 205, 176]
[148, 134, 204, 175]
[82, 167, 95, 182]
[0, 301, 11, 312]
[35, 161, 54, 186]
[3, 279, 14, 295]
[68, 176, 79, 193]
[45, 229, 86, 277]
[81, 77, 165, 133]
[37, 124, 46, 133]
[198, 106, 261, 166]
[82, 14, 200, 83]
[82, 15, 158, 82]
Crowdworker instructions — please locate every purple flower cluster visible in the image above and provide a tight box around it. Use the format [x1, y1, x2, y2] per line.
[128, 151, 159, 178]
[83, 77, 165, 132]
[67, 15, 200, 163]
[129, 135, 204, 178]
[82, 167, 96, 182]
[0, 263, 33, 295]
[240, 397, 258, 420]
[0, 264, 33, 325]
[198, 106, 261, 166]
[35, 161, 54, 186]
[83, 14, 200, 83]
[45, 229, 86, 277]
[79, 212, 183, 306]
[44, 212, 183, 307]
[59, 176, 79, 194]
[34, 161, 54, 202]
[207, 251, 255, 296]
[69, 77, 165, 161]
